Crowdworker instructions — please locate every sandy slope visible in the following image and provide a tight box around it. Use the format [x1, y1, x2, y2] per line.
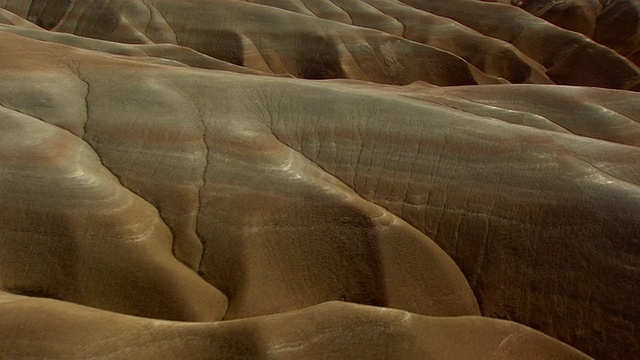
[0, 1, 639, 359]
[0, 291, 591, 360]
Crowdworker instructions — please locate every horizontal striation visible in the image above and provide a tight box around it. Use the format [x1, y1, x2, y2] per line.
[245, 0, 552, 83]
[0, 106, 228, 322]
[0, 31, 481, 321]
[401, 0, 640, 90]
[0, 1, 639, 359]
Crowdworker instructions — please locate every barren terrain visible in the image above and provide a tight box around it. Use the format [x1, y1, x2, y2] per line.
[0, 1, 639, 359]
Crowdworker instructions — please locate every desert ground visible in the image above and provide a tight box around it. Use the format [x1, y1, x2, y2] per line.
[0, 0, 639, 359]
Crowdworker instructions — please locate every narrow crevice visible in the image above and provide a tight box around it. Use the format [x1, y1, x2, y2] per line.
[77, 74, 90, 141]
[243, 34, 277, 74]
[456, 94, 640, 148]
[453, 95, 573, 133]
[141, 0, 153, 41]
[299, 0, 321, 18]
[142, 0, 178, 43]
[194, 104, 210, 274]
[328, 0, 355, 25]
[72, 69, 183, 261]
[267, 125, 416, 235]
[0, 101, 48, 126]
[576, 155, 640, 190]
[362, 1, 407, 38]
[26, 0, 35, 17]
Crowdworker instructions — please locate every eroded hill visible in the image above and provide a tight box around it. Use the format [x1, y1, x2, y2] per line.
[0, 1, 639, 359]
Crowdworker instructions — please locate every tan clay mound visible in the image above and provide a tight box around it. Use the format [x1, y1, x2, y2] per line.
[2, 0, 502, 86]
[0, 21, 270, 74]
[0, 29, 480, 321]
[404, 0, 640, 90]
[489, 0, 603, 37]
[0, 105, 228, 322]
[0, 1, 639, 360]
[486, 0, 640, 67]
[4, 0, 640, 88]
[0, 292, 590, 360]
[242, 0, 553, 84]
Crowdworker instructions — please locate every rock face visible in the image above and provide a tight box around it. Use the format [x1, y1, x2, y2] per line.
[0, 1, 638, 359]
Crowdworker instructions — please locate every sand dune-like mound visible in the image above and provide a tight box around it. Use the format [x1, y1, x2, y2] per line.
[404, 0, 640, 89]
[487, 0, 640, 67]
[0, 29, 480, 321]
[488, 0, 603, 36]
[0, 292, 590, 360]
[6, 0, 640, 88]
[0, 105, 228, 322]
[1, 1, 638, 359]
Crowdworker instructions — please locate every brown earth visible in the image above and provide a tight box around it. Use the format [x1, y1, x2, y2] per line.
[0, 1, 638, 359]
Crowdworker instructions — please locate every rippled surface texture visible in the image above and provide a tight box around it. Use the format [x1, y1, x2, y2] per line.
[0, 1, 639, 359]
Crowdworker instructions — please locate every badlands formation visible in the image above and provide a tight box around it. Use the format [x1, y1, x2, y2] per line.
[0, 0, 639, 359]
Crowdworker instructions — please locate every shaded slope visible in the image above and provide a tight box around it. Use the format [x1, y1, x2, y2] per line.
[8, 0, 639, 88]
[594, 0, 640, 66]
[0, 2, 638, 360]
[515, 0, 602, 37]
[490, 0, 640, 67]
[0, 23, 270, 74]
[402, 0, 640, 90]
[0, 30, 480, 321]
[0, 105, 228, 322]
[244, 0, 552, 83]
[16, 0, 501, 86]
[0, 27, 637, 358]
